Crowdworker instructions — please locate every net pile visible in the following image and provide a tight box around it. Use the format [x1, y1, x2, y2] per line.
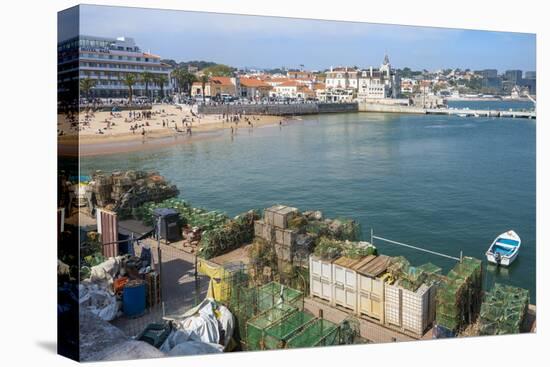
[435, 257, 483, 332]
[223, 274, 304, 344]
[263, 311, 315, 349]
[386, 258, 442, 292]
[133, 198, 227, 230]
[89, 170, 179, 214]
[313, 237, 377, 261]
[199, 210, 260, 260]
[479, 283, 529, 335]
[286, 318, 339, 349]
[257, 282, 304, 311]
[246, 304, 297, 351]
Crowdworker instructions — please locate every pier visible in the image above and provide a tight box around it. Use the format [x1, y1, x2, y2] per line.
[359, 102, 536, 119]
[425, 108, 536, 119]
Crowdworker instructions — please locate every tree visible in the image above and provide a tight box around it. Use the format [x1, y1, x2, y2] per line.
[201, 64, 234, 77]
[199, 74, 210, 103]
[121, 73, 137, 103]
[140, 71, 154, 100]
[172, 68, 197, 95]
[79, 78, 97, 100]
[155, 74, 168, 99]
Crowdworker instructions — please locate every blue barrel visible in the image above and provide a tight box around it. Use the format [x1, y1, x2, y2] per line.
[123, 280, 146, 318]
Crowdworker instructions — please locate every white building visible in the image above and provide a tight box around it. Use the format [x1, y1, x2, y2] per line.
[76, 35, 173, 98]
[357, 55, 400, 100]
[272, 81, 314, 99]
[325, 67, 359, 90]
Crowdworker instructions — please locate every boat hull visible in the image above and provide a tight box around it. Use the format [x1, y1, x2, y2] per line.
[486, 250, 518, 266]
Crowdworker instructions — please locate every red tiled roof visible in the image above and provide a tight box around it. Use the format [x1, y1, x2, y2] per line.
[277, 80, 301, 87]
[240, 78, 271, 88]
[210, 76, 234, 86]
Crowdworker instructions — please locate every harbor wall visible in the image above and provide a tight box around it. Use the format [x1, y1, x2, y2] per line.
[198, 102, 358, 115]
[358, 102, 426, 114]
[317, 102, 358, 113]
[198, 101, 535, 119]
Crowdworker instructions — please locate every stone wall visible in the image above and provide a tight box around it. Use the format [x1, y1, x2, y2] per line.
[198, 102, 358, 116]
[358, 102, 426, 114]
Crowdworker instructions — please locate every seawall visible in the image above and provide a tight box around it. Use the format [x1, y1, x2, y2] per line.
[357, 102, 426, 114]
[198, 102, 358, 115]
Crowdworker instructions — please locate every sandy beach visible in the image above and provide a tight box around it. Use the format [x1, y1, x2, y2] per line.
[58, 104, 284, 155]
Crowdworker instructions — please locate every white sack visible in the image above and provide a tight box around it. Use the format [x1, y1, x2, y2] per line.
[79, 283, 119, 321]
[217, 305, 235, 347]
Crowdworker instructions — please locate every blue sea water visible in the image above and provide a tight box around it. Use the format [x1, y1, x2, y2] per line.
[81, 104, 536, 302]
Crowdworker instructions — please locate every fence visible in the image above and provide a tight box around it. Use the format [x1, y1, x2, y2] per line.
[371, 230, 462, 262]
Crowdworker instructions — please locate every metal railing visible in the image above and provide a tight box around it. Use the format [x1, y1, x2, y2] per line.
[370, 228, 462, 262]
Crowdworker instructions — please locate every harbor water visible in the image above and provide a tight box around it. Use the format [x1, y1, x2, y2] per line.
[81, 101, 536, 302]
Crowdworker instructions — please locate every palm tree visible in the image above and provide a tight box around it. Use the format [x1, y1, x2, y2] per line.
[79, 78, 97, 100]
[182, 71, 197, 96]
[172, 68, 197, 95]
[155, 74, 168, 99]
[140, 71, 154, 100]
[199, 74, 210, 103]
[121, 73, 137, 103]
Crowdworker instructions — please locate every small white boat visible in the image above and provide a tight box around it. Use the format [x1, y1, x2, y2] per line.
[486, 230, 521, 266]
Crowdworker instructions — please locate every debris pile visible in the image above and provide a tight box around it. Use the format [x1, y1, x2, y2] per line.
[88, 170, 178, 215]
[79, 246, 158, 321]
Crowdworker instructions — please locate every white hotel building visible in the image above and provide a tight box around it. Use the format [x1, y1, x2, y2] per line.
[74, 35, 173, 98]
[324, 55, 401, 100]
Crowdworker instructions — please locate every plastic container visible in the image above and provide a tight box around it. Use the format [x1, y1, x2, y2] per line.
[123, 280, 146, 318]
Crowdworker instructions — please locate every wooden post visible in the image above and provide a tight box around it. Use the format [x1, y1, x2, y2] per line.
[157, 217, 163, 303]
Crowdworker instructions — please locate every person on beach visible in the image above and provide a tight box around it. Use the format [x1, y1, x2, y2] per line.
[141, 128, 146, 137]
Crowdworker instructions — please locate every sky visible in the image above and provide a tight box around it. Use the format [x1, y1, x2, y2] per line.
[75, 5, 536, 72]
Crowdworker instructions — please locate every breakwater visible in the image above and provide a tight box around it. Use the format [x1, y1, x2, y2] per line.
[197, 102, 358, 115]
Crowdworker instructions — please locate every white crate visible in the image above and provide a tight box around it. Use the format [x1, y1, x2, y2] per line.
[401, 284, 432, 335]
[333, 263, 357, 289]
[358, 275, 385, 321]
[384, 284, 402, 327]
[334, 283, 357, 311]
[310, 255, 333, 282]
[311, 275, 333, 302]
